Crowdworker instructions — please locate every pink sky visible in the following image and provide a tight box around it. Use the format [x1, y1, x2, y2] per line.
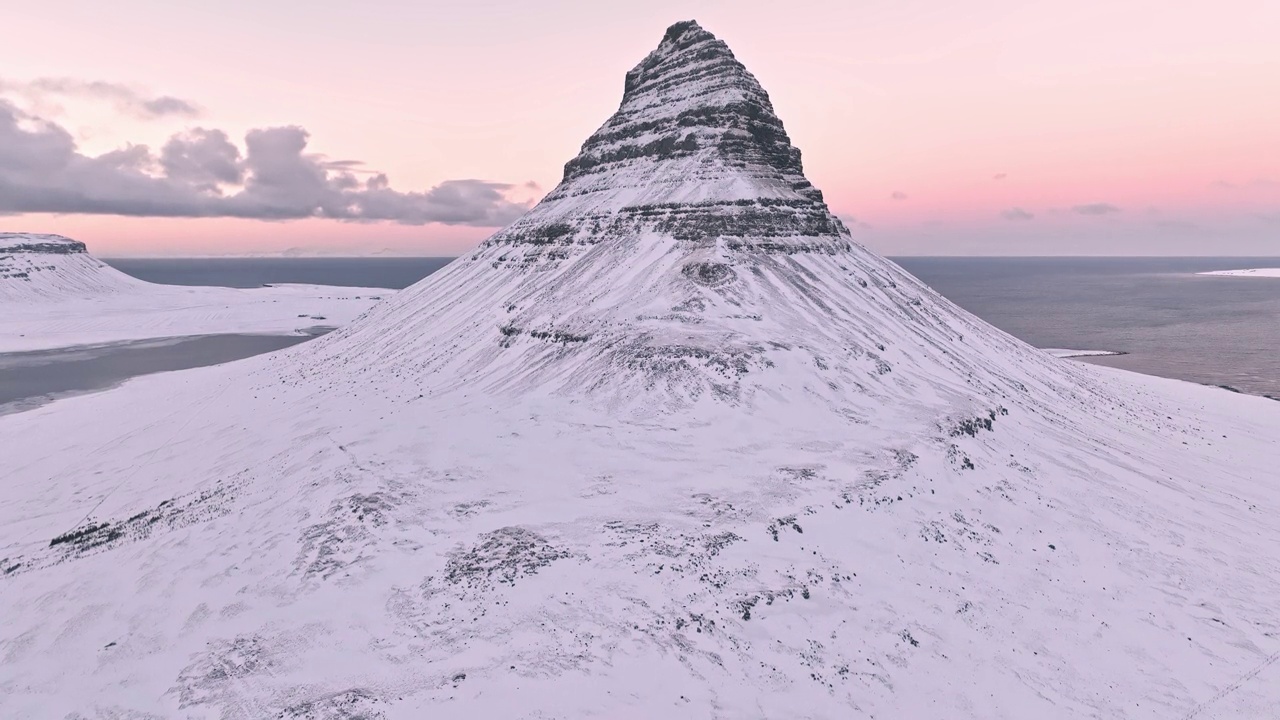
[3, 0, 1278, 256]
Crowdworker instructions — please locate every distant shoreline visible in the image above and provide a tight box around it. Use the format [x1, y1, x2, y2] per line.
[1042, 348, 1127, 359]
[1196, 268, 1280, 278]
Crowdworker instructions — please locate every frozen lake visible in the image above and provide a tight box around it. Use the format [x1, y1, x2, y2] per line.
[0, 333, 321, 414]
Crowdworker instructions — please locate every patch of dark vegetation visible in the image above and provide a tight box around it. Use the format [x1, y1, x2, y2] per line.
[529, 329, 590, 344]
[49, 522, 117, 548]
[25, 486, 233, 573]
[1216, 384, 1242, 393]
[961, 457, 975, 471]
[444, 527, 570, 589]
[949, 407, 1008, 438]
[767, 515, 803, 541]
[900, 629, 919, 647]
[703, 531, 743, 556]
[177, 635, 273, 709]
[627, 343, 762, 379]
[277, 688, 387, 719]
[297, 492, 398, 580]
[682, 261, 736, 287]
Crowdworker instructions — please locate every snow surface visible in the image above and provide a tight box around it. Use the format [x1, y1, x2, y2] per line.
[1197, 268, 1280, 278]
[2, 21, 1279, 720]
[0, 233, 387, 352]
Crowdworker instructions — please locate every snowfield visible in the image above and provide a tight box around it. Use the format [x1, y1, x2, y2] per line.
[2, 21, 1278, 720]
[0, 233, 387, 353]
[1197, 268, 1280, 278]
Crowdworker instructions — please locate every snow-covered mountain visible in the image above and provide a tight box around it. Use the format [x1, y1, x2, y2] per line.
[2, 21, 1278, 720]
[296, 20, 1076, 418]
[0, 233, 151, 301]
[0, 233, 385, 352]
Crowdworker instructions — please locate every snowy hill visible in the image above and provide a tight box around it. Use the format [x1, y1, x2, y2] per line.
[0, 232, 386, 352]
[0, 232, 150, 301]
[1, 21, 1278, 720]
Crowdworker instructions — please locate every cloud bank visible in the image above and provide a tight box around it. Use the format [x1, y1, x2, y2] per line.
[1001, 207, 1034, 221]
[1072, 202, 1121, 216]
[0, 101, 530, 226]
[0, 77, 200, 119]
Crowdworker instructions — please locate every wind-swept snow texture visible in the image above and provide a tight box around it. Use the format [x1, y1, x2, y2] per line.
[3, 21, 1280, 720]
[0, 232, 385, 352]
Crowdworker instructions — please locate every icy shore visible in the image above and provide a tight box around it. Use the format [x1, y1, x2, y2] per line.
[1, 233, 387, 352]
[1196, 268, 1280, 278]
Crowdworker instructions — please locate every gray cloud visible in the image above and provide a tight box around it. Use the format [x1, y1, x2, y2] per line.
[890, 191, 908, 200]
[0, 77, 199, 119]
[0, 101, 530, 226]
[1072, 202, 1121, 216]
[1212, 178, 1279, 191]
[1001, 207, 1034, 221]
[993, 173, 1007, 181]
[836, 213, 872, 230]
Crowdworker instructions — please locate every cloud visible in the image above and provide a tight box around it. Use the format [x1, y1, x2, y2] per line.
[1212, 178, 1279, 191]
[0, 101, 530, 226]
[992, 173, 1007, 181]
[890, 191, 908, 200]
[836, 213, 872, 230]
[1000, 207, 1034, 221]
[1072, 202, 1121, 216]
[0, 77, 199, 119]
[1155, 220, 1200, 231]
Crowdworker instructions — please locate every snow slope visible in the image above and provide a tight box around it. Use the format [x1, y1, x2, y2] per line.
[0, 232, 387, 352]
[2, 21, 1279, 720]
[1197, 268, 1280, 278]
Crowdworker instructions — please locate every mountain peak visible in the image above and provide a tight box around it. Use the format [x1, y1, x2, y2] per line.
[482, 20, 844, 265]
[306, 22, 1042, 413]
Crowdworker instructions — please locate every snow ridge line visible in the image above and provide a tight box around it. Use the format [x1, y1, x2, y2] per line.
[1178, 648, 1280, 719]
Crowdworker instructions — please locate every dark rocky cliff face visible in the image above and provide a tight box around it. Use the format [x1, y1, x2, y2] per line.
[565, 20, 810, 189]
[0, 233, 88, 254]
[483, 21, 850, 261]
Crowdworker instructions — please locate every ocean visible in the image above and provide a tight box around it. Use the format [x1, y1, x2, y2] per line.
[7, 255, 1275, 409]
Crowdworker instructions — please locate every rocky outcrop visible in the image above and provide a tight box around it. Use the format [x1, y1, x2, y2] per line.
[0, 233, 88, 254]
[483, 20, 849, 263]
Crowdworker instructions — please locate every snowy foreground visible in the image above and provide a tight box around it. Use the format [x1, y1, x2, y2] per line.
[1, 335, 1278, 719]
[1197, 268, 1280, 278]
[3, 21, 1280, 720]
[1, 233, 385, 353]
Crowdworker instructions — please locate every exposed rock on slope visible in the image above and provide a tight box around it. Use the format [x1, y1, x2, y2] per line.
[0, 233, 88, 254]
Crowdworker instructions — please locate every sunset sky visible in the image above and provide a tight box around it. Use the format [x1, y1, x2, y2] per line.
[3, 0, 1277, 256]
